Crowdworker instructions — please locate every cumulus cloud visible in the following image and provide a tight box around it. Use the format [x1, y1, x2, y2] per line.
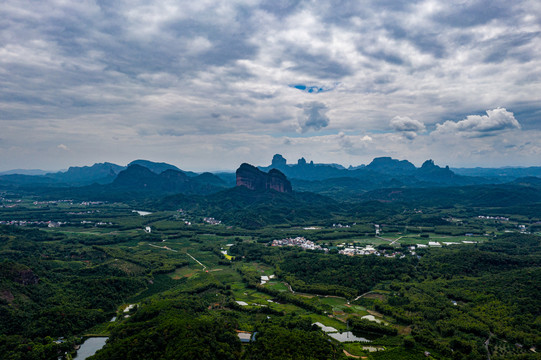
[390, 116, 426, 139]
[336, 132, 374, 156]
[57, 144, 69, 151]
[434, 108, 521, 136]
[298, 102, 330, 133]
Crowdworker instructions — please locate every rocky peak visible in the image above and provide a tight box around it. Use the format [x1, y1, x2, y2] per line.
[366, 157, 416, 173]
[421, 159, 436, 169]
[236, 163, 292, 193]
[271, 154, 287, 168]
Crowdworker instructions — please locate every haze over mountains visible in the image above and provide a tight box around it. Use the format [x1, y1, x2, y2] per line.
[1, 155, 541, 192]
[0, 155, 540, 211]
[1, 153, 541, 232]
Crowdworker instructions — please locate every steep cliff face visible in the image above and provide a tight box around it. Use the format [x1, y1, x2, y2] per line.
[267, 169, 292, 192]
[236, 164, 267, 191]
[236, 163, 292, 193]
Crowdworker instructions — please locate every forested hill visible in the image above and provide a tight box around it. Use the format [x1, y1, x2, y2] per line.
[359, 183, 541, 207]
[156, 186, 342, 229]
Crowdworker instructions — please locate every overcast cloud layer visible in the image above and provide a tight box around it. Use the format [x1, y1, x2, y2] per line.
[1, 0, 540, 171]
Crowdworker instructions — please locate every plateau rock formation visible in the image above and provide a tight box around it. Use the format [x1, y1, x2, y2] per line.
[236, 163, 292, 193]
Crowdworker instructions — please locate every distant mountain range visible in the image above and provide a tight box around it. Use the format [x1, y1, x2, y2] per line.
[452, 166, 541, 181]
[1, 156, 540, 229]
[0, 160, 194, 187]
[257, 155, 490, 200]
[0, 169, 52, 176]
[1, 156, 540, 202]
[111, 164, 226, 195]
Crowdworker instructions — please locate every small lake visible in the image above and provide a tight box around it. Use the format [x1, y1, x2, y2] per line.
[74, 337, 108, 359]
[132, 210, 152, 216]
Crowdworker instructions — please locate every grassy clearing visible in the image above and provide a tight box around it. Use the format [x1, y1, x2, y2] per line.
[320, 297, 347, 307]
[305, 313, 348, 331]
[265, 281, 288, 292]
[318, 297, 369, 316]
[169, 266, 201, 279]
[242, 262, 274, 275]
[230, 281, 319, 315]
[342, 342, 372, 356]
[232, 287, 273, 305]
[209, 267, 241, 283]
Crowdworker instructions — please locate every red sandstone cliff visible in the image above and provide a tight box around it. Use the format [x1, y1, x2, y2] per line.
[236, 163, 292, 193]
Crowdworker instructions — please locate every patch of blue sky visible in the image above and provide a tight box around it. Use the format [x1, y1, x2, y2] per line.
[290, 84, 334, 93]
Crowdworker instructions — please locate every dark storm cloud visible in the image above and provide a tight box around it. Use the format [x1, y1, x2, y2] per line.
[298, 102, 330, 133]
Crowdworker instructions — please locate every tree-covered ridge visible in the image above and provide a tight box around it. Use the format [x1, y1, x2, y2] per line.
[0, 226, 148, 358]
[243, 321, 341, 360]
[91, 294, 242, 360]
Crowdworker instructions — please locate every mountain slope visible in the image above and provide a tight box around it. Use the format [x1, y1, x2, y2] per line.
[111, 165, 227, 195]
[47, 162, 125, 185]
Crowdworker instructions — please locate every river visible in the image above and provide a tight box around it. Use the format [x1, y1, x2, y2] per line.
[74, 337, 108, 359]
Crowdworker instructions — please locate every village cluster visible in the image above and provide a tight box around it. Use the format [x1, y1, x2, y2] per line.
[203, 217, 221, 225]
[0, 220, 64, 227]
[269, 235, 484, 259]
[0, 198, 106, 208]
[477, 215, 509, 221]
[0, 220, 112, 227]
[271, 236, 328, 251]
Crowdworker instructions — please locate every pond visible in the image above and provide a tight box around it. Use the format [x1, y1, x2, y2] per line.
[74, 337, 108, 359]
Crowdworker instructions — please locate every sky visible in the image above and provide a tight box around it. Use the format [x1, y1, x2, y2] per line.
[1, 0, 541, 172]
